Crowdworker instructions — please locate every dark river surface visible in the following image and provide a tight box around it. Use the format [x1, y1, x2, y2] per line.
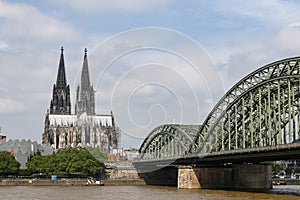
[1, 185, 300, 200]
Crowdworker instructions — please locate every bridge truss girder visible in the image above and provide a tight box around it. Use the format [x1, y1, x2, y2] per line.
[139, 124, 202, 160]
[191, 57, 300, 155]
[139, 57, 300, 161]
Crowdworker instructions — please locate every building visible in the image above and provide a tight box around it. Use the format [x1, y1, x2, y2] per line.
[0, 126, 6, 143]
[123, 147, 140, 161]
[0, 134, 6, 143]
[42, 47, 119, 152]
[0, 139, 53, 169]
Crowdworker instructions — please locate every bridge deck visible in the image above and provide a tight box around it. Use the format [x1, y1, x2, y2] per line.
[134, 143, 300, 168]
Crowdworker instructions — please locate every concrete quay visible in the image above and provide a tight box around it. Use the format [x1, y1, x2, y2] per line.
[0, 179, 86, 186]
[0, 178, 146, 186]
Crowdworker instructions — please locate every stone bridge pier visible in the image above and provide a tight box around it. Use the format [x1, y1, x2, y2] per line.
[178, 164, 272, 191]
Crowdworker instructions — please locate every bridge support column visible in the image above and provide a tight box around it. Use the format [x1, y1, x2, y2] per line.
[232, 164, 272, 191]
[177, 164, 272, 190]
[177, 166, 199, 189]
[137, 166, 178, 186]
[177, 166, 232, 189]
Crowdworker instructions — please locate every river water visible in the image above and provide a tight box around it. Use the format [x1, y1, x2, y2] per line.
[0, 185, 300, 200]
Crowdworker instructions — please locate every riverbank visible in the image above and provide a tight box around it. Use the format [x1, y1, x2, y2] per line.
[0, 178, 146, 186]
[2, 178, 300, 187]
[273, 178, 300, 185]
[271, 185, 300, 196]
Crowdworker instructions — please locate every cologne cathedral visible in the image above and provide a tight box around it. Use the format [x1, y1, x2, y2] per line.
[42, 47, 119, 152]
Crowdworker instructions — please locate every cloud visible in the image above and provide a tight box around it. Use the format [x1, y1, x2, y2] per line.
[200, 0, 300, 92]
[213, 0, 298, 25]
[89, 30, 224, 141]
[0, 1, 86, 142]
[0, 98, 25, 114]
[48, 0, 175, 13]
[275, 22, 300, 52]
[2, 0, 300, 148]
[0, 41, 9, 51]
[0, 1, 82, 46]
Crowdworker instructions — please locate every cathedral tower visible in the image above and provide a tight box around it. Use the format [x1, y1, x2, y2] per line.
[49, 47, 71, 115]
[43, 47, 119, 151]
[75, 48, 95, 116]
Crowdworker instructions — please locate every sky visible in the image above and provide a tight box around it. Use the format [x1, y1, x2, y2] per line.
[1, 0, 300, 149]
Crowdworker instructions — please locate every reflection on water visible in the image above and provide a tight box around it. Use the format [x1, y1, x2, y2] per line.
[0, 185, 300, 200]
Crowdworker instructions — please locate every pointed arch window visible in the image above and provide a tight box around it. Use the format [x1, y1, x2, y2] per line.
[60, 96, 64, 107]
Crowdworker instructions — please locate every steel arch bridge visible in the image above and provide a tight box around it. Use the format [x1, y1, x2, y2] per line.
[139, 57, 300, 160]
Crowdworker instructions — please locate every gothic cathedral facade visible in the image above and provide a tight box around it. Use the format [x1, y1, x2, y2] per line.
[42, 47, 119, 152]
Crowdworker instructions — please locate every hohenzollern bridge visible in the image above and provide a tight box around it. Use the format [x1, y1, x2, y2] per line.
[133, 57, 300, 190]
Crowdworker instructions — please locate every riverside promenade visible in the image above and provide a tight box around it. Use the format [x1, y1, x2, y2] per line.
[0, 161, 145, 186]
[0, 178, 146, 186]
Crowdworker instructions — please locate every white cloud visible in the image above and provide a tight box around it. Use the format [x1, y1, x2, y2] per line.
[202, 0, 300, 92]
[0, 1, 86, 142]
[214, 0, 298, 25]
[0, 98, 25, 114]
[0, 41, 8, 51]
[0, 2, 82, 43]
[2, 0, 300, 148]
[81, 27, 226, 146]
[275, 22, 300, 52]
[48, 0, 175, 13]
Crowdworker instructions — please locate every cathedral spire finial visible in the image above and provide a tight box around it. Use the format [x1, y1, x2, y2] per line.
[56, 47, 67, 88]
[80, 48, 91, 89]
[61, 46, 64, 54]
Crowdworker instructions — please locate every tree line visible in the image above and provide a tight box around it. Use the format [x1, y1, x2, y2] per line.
[0, 151, 20, 176]
[0, 148, 107, 178]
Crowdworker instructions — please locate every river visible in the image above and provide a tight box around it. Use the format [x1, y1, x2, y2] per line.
[0, 185, 300, 200]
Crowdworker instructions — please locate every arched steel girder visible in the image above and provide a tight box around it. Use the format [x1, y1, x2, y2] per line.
[139, 124, 203, 159]
[189, 57, 300, 154]
[209, 77, 300, 152]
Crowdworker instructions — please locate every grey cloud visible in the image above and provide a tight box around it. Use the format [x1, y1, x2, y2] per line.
[0, 98, 25, 114]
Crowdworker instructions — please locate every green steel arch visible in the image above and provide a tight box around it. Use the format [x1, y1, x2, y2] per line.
[139, 124, 203, 159]
[190, 56, 300, 155]
[139, 57, 300, 160]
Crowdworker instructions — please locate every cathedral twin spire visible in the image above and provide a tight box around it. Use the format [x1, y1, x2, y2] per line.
[50, 47, 71, 115]
[50, 47, 95, 116]
[75, 48, 95, 116]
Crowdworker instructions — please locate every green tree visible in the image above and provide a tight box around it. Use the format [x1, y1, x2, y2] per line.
[27, 155, 52, 174]
[294, 167, 300, 174]
[272, 162, 282, 173]
[0, 151, 20, 177]
[86, 147, 108, 162]
[27, 148, 105, 177]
